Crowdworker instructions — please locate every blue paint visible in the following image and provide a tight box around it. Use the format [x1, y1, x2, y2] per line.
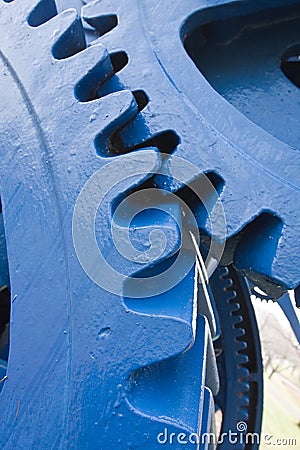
[0, 0, 297, 448]
[184, 3, 300, 149]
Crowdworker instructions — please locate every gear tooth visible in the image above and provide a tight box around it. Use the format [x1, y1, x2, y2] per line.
[164, 159, 253, 239]
[231, 314, 243, 326]
[49, 43, 114, 100]
[238, 381, 250, 393]
[72, 44, 114, 101]
[235, 340, 247, 352]
[111, 206, 182, 284]
[130, 316, 194, 369]
[238, 394, 250, 407]
[235, 221, 300, 295]
[234, 327, 246, 338]
[42, 9, 86, 60]
[237, 353, 249, 365]
[224, 278, 234, 289]
[228, 302, 240, 313]
[238, 408, 249, 421]
[75, 89, 136, 134]
[202, 178, 298, 292]
[82, 0, 118, 18]
[82, 4, 118, 37]
[48, 89, 137, 156]
[124, 315, 208, 436]
[88, 90, 138, 156]
[224, 286, 237, 301]
[27, 0, 57, 27]
[219, 266, 230, 279]
[220, 188, 256, 239]
[238, 366, 250, 379]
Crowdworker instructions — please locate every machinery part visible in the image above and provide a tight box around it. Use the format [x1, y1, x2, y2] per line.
[0, 0, 293, 448]
[76, 0, 299, 298]
[278, 293, 300, 344]
[0, 1, 217, 448]
[211, 266, 263, 450]
[249, 283, 300, 344]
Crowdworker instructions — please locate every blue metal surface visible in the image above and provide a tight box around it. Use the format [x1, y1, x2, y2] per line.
[0, 0, 297, 448]
[0, 1, 217, 448]
[184, 2, 300, 149]
[79, 0, 300, 297]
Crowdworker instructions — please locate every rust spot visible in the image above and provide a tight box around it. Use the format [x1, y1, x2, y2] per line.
[15, 400, 20, 421]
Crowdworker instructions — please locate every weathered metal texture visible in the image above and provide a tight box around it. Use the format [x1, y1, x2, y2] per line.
[0, 1, 217, 448]
[77, 0, 299, 297]
[0, 0, 297, 448]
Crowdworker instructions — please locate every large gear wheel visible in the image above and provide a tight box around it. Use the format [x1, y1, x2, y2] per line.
[0, 0, 294, 449]
[0, 1, 217, 448]
[77, 0, 299, 298]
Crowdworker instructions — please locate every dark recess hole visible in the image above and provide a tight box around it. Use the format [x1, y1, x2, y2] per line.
[52, 15, 86, 60]
[83, 14, 118, 37]
[0, 287, 10, 356]
[27, 0, 57, 27]
[132, 90, 149, 112]
[149, 130, 180, 155]
[108, 130, 180, 155]
[108, 129, 180, 156]
[75, 51, 130, 102]
[281, 44, 300, 88]
[175, 172, 225, 229]
[110, 51, 129, 73]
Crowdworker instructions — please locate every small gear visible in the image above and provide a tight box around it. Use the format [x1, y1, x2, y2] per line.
[211, 266, 263, 450]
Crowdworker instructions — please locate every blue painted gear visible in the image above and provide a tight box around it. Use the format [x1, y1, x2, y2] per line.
[79, 0, 300, 298]
[0, 1, 219, 448]
[0, 0, 295, 448]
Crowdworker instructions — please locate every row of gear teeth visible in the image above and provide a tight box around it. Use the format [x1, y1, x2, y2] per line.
[0, 1, 220, 447]
[218, 267, 252, 424]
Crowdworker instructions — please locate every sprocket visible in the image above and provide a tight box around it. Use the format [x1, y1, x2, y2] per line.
[211, 266, 263, 450]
